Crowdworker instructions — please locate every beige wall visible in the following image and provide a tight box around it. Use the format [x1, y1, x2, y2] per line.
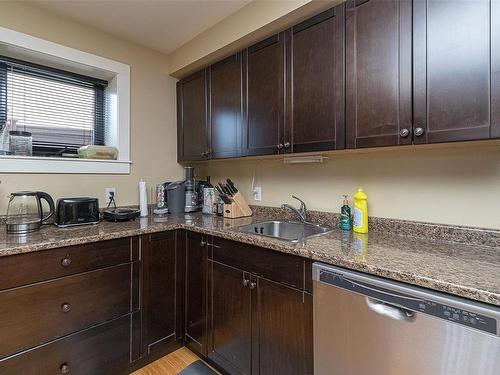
[169, 0, 339, 77]
[1, 2, 499, 230]
[205, 143, 500, 229]
[0, 1, 181, 213]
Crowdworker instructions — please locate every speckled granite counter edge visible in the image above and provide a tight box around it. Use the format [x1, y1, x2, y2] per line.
[1, 208, 499, 306]
[251, 206, 500, 248]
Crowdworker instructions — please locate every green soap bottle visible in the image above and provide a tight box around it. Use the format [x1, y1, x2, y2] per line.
[340, 195, 352, 231]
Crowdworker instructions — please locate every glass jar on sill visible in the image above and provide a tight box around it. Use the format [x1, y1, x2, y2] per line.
[9, 131, 33, 156]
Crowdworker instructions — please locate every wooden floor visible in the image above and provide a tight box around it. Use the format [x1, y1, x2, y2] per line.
[132, 347, 216, 375]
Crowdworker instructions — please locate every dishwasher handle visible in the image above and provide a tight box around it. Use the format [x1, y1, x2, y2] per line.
[366, 297, 416, 322]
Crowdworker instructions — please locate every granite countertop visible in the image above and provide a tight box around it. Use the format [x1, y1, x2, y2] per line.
[0, 211, 499, 307]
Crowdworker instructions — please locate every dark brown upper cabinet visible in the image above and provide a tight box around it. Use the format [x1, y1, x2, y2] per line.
[413, 0, 500, 143]
[209, 53, 243, 159]
[345, 0, 412, 148]
[177, 70, 209, 161]
[289, 6, 345, 153]
[243, 33, 285, 156]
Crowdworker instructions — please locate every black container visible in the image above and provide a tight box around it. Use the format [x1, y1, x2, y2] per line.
[166, 182, 185, 214]
[56, 197, 99, 227]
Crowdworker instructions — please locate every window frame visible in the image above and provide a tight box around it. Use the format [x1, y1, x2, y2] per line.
[0, 26, 131, 174]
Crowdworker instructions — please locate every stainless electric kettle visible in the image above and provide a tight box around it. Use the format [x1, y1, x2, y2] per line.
[5, 191, 55, 233]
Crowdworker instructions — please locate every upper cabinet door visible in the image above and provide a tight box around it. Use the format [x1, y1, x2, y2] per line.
[177, 70, 209, 161]
[243, 34, 285, 156]
[289, 6, 345, 153]
[414, 0, 500, 143]
[345, 0, 412, 148]
[209, 54, 243, 159]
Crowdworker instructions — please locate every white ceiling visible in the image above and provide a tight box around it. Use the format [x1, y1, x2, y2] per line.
[30, 0, 251, 54]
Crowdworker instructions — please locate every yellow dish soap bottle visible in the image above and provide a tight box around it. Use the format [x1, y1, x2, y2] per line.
[353, 188, 368, 234]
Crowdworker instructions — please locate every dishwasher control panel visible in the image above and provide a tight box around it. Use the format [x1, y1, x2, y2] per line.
[318, 269, 498, 336]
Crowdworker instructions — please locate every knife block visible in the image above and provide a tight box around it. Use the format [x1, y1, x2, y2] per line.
[223, 192, 253, 219]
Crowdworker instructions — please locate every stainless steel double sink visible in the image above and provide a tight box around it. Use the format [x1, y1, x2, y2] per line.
[237, 220, 332, 242]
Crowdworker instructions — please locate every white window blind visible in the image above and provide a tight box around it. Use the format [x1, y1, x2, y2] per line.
[0, 57, 107, 157]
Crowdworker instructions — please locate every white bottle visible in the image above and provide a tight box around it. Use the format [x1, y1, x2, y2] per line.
[139, 179, 148, 217]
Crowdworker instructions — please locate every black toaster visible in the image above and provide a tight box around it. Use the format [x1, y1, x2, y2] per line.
[56, 197, 100, 227]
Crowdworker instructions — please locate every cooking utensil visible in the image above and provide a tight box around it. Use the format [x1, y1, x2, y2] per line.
[6, 191, 55, 233]
[225, 181, 236, 195]
[227, 179, 238, 194]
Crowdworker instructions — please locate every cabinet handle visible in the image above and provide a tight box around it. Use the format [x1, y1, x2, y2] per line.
[284, 141, 291, 149]
[249, 281, 257, 290]
[61, 257, 72, 267]
[60, 363, 70, 374]
[243, 279, 250, 287]
[200, 240, 206, 247]
[414, 127, 424, 137]
[399, 128, 409, 138]
[277, 143, 284, 150]
[61, 303, 71, 313]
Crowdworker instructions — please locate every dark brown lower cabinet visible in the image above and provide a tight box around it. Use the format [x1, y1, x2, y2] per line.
[141, 231, 183, 356]
[0, 314, 131, 375]
[208, 255, 313, 375]
[0, 230, 313, 375]
[256, 278, 313, 375]
[184, 231, 209, 356]
[209, 261, 253, 375]
[0, 263, 134, 359]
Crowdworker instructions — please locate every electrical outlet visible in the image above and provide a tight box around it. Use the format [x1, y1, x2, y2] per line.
[254, 186, 262, 201]
[105, 188, 116, 203]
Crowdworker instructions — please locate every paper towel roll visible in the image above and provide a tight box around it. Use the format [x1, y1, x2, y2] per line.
[139, 179, 148, 217]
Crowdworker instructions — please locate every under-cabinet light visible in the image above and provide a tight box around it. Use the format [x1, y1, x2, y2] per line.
[283, 155, 328, 164]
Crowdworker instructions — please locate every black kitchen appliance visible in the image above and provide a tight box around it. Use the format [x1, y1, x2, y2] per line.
[102, 207, 140, 222]
[55, 197, 99, 227]
[165, 181, 185, 214]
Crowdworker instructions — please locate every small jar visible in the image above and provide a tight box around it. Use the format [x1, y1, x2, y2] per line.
[9, 131, 32, 156]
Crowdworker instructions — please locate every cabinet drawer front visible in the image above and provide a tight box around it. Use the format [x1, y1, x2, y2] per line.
[0, 315, 131, 375]
[0, 263, 133, 359]
[0, 237, 138, 291]
[212, 237, 306, 290]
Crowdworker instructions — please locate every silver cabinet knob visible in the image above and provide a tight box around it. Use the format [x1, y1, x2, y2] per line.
[61, 303, 71, 313]
[414, 127, 424, 137]
[61, 257, 72, 267]
[242, 279, 250, 287]
[284, 141, 291, 149]
[60, 363, 70, 374]
[277, 143, 284, 150]
[399, 128, 409, 138]
[249, 281, 257, 290]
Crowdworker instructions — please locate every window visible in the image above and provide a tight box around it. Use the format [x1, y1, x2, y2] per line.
[0, 56, 107, 157]
[0, 25, 130, 174]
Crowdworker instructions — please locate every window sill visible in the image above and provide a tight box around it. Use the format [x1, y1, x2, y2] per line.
[0, 155, 131, 174]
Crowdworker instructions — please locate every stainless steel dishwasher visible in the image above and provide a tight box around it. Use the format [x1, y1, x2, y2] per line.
[313, 262, 500, 375]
